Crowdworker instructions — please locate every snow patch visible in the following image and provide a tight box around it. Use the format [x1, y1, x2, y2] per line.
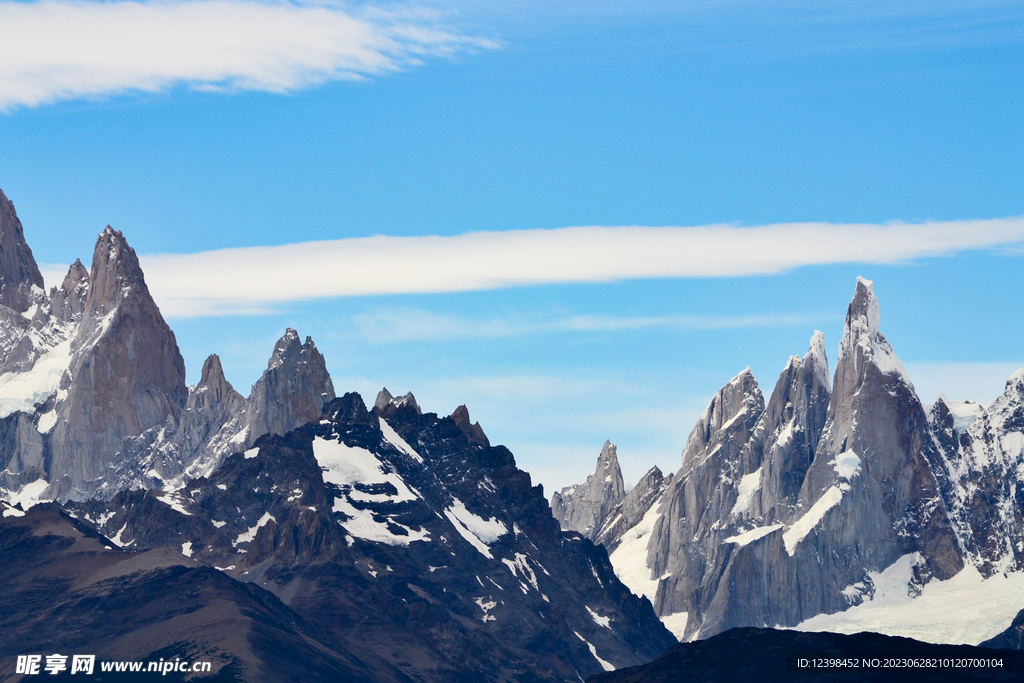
[211, 520, 226, 528]
[501, 553, 539, 590]
[586, 605, 611, 629]
[243, 447, 259, 459]
[0, 338, 72, 418]
[783, 486, 844, 555]
[731, 467, 762, 516]
[573, 632, 615, 672]
[830, 451, 862, 480]
[379, 418, 423, 463]
[661, 612, 689, 642]
[443, 497, 507, 559]
[474, 597, 498, 622]
[36, 410, 57, 434]
[154, 492, 192, 516]
[333, 496, 430, 546]
[608, 494, 664, 603]
[233, 511, 275, 546]
[3, 505, 25, 517]
[724, 523, 783, 548]
[181, 541, 193, 557]
[4, 479, 50, 509]
[313, 436, 418, 503]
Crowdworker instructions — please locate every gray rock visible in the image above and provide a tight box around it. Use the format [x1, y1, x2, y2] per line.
[0, 188, 44, 314]
[551, 441, 626, 539]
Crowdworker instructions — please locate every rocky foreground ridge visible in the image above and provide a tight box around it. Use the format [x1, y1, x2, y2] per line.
[554, 279, 1024, 643]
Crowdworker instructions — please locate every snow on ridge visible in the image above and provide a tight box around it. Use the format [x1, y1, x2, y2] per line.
[233, 511, 275, 547]
[379, 418, 423, 463]
[724, 523, 783, 548]
[0, 338, 73, 418]
[444, 497, 507, 559]
[312, 436, 418, 503]
[586, 605, 611, 629]
[573, 631, 615, 672]
[2, 479, 50, 509]
[783, 486, 844, 555]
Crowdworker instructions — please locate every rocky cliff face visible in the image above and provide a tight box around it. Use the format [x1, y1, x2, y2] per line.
[551, 441, 627, 540]
[0, 189, 44, 314]
[66, 392, 676, 682]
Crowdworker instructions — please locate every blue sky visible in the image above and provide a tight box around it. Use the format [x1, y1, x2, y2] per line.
[0, 0, 1022, 491]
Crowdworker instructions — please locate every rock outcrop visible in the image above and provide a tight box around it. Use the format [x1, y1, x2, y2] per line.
[0, 188, 44, 313]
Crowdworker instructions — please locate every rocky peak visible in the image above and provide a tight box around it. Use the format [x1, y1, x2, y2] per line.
[550, 440, 626, 539]
[51, 259, 90, 322]
[682, 367, 763, 467]
[374, 387, 422, 416]
[594, 465, 671, 551]
[835, 277, 910, 391]
[84, 226, 149, 318]
[0, 188, 44, 313]
[197, 354, 239, 405]
[241, 330, 335, 448]
[450, 404, 490, 447]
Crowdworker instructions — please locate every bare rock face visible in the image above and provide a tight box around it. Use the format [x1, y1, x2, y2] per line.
[595, 465, 672, 553]
[240, 329, 335, 449]
[0, 188, 44, 314]
[551, 441, 626, 539]
[50, 259, 89, 323]
[450, 404, 490, 447]
[48, 227, 187, 498]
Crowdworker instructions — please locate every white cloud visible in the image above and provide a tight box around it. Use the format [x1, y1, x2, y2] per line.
[904, 361, 1024, 405]
[348, 308, 829, 343]
[0, 0, 497, 111]
[128, 218, 1024, 317]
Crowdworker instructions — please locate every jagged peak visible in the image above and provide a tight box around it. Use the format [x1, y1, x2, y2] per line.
[804, 329, 830, 389]
[1009, 369, 1024, 388]
[837, 277, 911, 386]
[374, 387, 394, 411]
[599, 440, 618, 462]
[267, 328, 302, 369]
[450, 404, 490, 447]
[61, 258, 89, 293]
[86, 225, 151, 316]
[392, 391, 421, 414]
[0, 186, 45, 313]
[199, 354, 227, 386]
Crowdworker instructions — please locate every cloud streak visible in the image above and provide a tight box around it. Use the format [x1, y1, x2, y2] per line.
[348, 309, 830, 343]
[126, 218, 1024, 317]
[0, 0, 497, 110]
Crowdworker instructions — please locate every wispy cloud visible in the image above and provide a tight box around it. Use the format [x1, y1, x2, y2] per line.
[348, 309, 829, 343]
[0, 0, 497, 111]
[127, 218, 1024, 317]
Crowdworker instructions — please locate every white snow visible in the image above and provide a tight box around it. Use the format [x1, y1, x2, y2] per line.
[474, 597, 498, 622]
[723, 523, 784, 548]
[211, 520, 226, 528]
[312, 436, 418, 503]
[573, 632, 615, 672]
[501, 553, 539, 590]
[783, 486, 844, 555]
[731, 467, 762, 516]
[661, 612, 689, 642]
[2, 505, 25, 517]
[333, 496, 430, 546]
[608, 494, 664, 603]
[216, 484, 227, 491]
[4, 479, 50, 509]
[379, 418, 423, 463]
[243, 447, 259, 459]
[796, 557, 1024, 645]
[181, 541, 193, 557]
[36, 410, 57, 433]
[944, 399, 984, 433]
[830, 451, 862, 480]
[154, 492, 193, 516]
[1001, 432, 1024, 457]
[443, 497, 507, 559]
[586, 605, 611, 629]
[233, 511, 275, 546]
[109, 523, 129, 547]
[0, 338, 72, 418]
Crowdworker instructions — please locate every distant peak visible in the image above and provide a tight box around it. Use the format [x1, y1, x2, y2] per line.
[804, 330, 830, 388]
[85, 225, 151, 317]
[450, 404, 490, 447]
[847, 276, 880, 337]
[200, 354, 226, 385]
[599, 440, 618, 462]
[374, 387, 394, 411]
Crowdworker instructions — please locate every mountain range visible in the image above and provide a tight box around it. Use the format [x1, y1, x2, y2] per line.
[2, 184, 1024, 681]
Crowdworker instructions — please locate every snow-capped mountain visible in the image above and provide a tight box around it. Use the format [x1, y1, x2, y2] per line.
[551, 440, 626, 539]
[556, 277, 1024, 644]
[0, 189, 335, 502]
[59, 392, 674, 680]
